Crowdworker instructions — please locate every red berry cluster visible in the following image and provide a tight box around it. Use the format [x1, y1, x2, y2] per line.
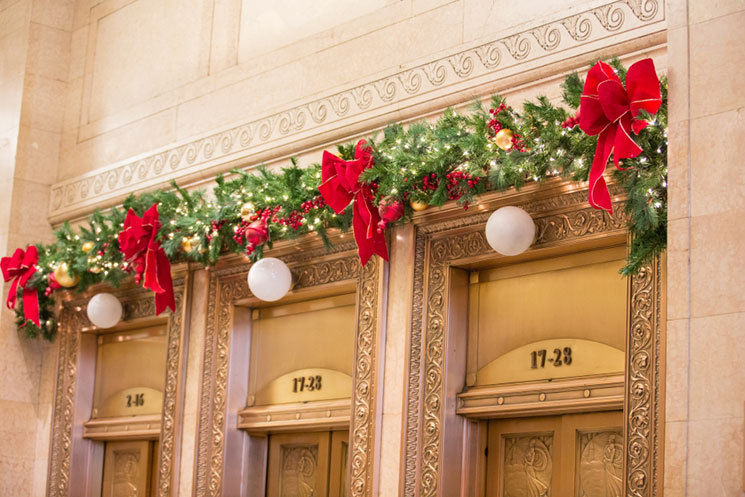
[276, 211, 304, 230]
[206, 220, 225, 242]
[233, 222, 248, 244]
[446, 170, 483, 203]
[419, 173, 439, 191]
[300, 195, 326, 213]
[511, 134, 528, 152]
[488, 103, 508, 135]
[561, 110, 580, 129]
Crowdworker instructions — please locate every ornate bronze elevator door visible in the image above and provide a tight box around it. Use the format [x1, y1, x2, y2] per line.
[101, 440, 159, 497]
[486, 412, 623, 497]
[267, 430, 350, 497]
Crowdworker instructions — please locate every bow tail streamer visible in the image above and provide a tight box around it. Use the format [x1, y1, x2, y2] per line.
[142, 242, 175, 314]
[352, 193, 388, 266]
[21, 286, 40, 327]
[588, 125, 618, 213]
[154, 250, 175, 314]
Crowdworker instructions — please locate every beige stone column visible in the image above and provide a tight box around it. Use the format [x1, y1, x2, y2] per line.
[665, 0, 745, 495]
[0, 0, 72, 495]
[377, 223, 416, 495]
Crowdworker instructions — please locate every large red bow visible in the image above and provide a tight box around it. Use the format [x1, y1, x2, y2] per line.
[118, 205, 175, 314]
[579, 59, 661, 213]
[1, 246, 40, 326]
[318, 140, 388, 265]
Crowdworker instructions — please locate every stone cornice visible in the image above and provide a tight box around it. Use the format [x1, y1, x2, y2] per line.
[49, 0, 664, 223]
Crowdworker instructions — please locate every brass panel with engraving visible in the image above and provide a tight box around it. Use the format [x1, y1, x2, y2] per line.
[486, 411, 623, 497]
[93, 326, 168, 418]
[249, 293, 356, 406]
[476, 339, 624, 386]
[254, 368, 353, 406]
[468, 247, 627, 388]
[266, 430, 350, 497]
[102, 440, 158, 497]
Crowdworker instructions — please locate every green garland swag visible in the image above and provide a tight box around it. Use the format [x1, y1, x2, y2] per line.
[12, 59, 667, 340]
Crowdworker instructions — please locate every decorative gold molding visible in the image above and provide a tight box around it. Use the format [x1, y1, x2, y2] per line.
[456, 374, 625, 418]
[46, 276, 190, 497]
[82, 414, 162, 440]
[46, 307, 80, 497]
[625, 256, 664, 497]
[402, 183, 662, 497]
[48, 0, 664, 223]
[238, 399, 350, 433]
[193, 242, 385, 497]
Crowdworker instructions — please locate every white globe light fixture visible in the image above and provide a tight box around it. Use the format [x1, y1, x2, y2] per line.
[485, 206, 536, 256]
[86, 293, 123, 329]
[247, 257, 293, 302]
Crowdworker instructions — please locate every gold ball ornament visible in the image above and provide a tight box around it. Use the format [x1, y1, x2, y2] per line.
[89, 265, 102, 274]
[240, 202, 255, 221]
[181, 236, 200, 253]
[409, 199, 429, 212]
[81, 241, 95, 253]
[53, 262, 80, 288]
[494, 128, 514, 151]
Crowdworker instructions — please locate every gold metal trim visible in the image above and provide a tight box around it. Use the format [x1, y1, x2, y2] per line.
[402, 180, 663, 497]
[46, 271, 191, 497]
[456, 374, 625, 418]
[238, 399, 351, 434]
[83, 414, 162, 440]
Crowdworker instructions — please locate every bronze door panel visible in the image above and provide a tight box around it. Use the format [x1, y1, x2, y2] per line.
[486, 411, 623, 497]
[102, 440, 158, 497]
[267, 430, 350, 497]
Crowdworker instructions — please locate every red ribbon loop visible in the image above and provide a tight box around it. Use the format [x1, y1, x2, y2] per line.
[318, 140, 388, 266]
[579, 59, 661, 213]
[118, 205, 175, 314]
[1, 246, 40, 326]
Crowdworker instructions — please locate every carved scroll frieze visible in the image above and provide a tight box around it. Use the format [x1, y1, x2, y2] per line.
[194, 249, 384, 497]
[49, 0, 664, 222]
[403, 185, 662, 497]
[46, 278, 189, 497]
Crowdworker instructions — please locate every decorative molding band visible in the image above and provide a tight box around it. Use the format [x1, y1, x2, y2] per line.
[49, 0, 664, 223]
[193, 247, 386, 497]
[625, 255, 663, 497]
[46, 278, 190, 497]
[456, 374, 625, 418]
[82, 414, 162, 440]
[402, 182, 662, 497]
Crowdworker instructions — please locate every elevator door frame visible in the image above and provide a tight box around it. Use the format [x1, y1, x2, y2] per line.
[401, 182, 666, 497]
[46, 268, 192, 497]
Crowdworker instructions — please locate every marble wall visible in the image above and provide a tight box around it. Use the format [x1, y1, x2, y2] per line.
[0, 0, 72, 494]
[664, 0, 745, 495]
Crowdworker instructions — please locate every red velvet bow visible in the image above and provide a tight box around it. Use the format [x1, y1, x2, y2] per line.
[579, 59, 661, 213]
[1, 246, 40, 326]
[118, 204, 175, 314]
[318, 140, 388, 265]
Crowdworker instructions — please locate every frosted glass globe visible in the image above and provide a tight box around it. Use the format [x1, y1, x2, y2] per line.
[485, 206, 535, 256]
[247, 257, 292, 302]
[86, 293, 123, 329]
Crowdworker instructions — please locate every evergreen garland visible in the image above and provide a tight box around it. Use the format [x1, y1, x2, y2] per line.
[11, 60, 667, 340]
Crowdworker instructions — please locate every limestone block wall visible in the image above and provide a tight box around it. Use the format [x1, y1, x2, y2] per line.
[0, 0, 71, 495]
[50, 0, 666, 223]
[664, 0, 745, 495]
